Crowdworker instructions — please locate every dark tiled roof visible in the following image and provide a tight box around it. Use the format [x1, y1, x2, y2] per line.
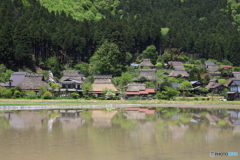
[209, 83, 223, 89]
[231, 80, 240, 86]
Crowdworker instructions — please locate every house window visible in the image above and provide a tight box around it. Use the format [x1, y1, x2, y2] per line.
[230, 87, 237, 92]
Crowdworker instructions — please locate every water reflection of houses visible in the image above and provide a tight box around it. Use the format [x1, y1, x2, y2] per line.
[92, 110, 117, 128]
[0, 111, 49, 129]
[227, 110, 240, 134]
[56, 110, 85, 130]
[125, 108, 155, 120]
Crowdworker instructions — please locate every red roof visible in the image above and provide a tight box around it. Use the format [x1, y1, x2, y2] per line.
[219, 65, 234, 69]
[139, 91, 149, 94]
[145, 88, 156, 93]
[126, 92, 140, 95]
[125, 108, 155, 114]
[126, 88, 155, 95]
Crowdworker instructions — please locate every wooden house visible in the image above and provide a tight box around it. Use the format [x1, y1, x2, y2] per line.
[18, 73, 51, 92]
[91, 75, 118, 97]
[227, 80, 240, 100]
[205, 61, 221, 76]
[125, 84, 156, 97]
[58, 70, 84, 93]
[135, 69, 158, 81]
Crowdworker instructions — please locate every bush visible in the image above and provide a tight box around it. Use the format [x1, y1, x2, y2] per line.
[3, 89, 12, 98]
[14, 90, 21, 98]
[71, 93, 79, 99]
[193, 97, 198, 101]
[201, 98, 205, 101]
[42, 91, 52, 99]
[97, 97, 105, 100]
[24, 91, 37, 99]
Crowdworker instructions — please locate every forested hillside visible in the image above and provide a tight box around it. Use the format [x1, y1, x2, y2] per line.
[1, 0, 240, 76]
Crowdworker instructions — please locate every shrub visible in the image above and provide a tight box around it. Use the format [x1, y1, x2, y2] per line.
[71, 93, 79, 99]
[42, 91, 52, 99]
[97, 97, 105, 100]
[201, 98, 205, 101]
[13, 90, 21, 98]
[194, 97, 198, 101]
[25, 91, 37, 99]
[3, 89, 12, 98]
[105, 92, 116, 100]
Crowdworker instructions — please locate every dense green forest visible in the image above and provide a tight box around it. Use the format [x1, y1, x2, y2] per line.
[1, 0, 240, 77]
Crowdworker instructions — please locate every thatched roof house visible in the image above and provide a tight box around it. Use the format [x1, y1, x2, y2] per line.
[168, 70, 189, 78]
[92, 110, 117, 128]
[139, 59, 154, 68]
[205, 61, 220, 75]
[18, 73, 51, 91]
[126, 84, 155, 95]
[92, 75, 117, 93]
[135, 69, 158, 81]
[207, 65, 220, 75]
[173, 65, 186, 71]
[60, 70, 84, 82]
[232, 72, 240, 80]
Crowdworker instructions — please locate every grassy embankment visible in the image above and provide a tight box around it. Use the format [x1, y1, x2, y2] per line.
[0, 97, 240, 107]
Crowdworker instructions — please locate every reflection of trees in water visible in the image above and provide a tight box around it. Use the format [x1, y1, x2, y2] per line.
[0, 116, 10, 129]
[81, 110, 92, 121]
[112, 112, 138, 129]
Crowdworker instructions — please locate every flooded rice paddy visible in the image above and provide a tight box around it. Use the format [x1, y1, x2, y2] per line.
[0, 106, 239, 160]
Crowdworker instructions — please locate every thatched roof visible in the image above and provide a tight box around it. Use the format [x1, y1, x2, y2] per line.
[94, 75, 112, 79]
[224, 78, 234, 87]
[92, 83, 118, 92]
[126, 84, 146, 92]
[169, 70, 189, 77]
[92, 75, 117, 92]
[206, 65, 220, 74]
[135, 69, 158, 81]
[18, 73, 52, 91]
[173, 65, 185, 71]
[139, 59, 154, 67]
[232, 72, 240, 80]
[92, 110, 117, 128]
[205, 79, 217, 89]
[60, 70, 83, 82]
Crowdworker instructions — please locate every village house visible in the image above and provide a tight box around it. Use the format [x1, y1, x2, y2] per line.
[125, 84, 156, 98]
[134, 69, 158, 82]
[139, 59, 154, 68]
[0, 72, 27, 88]
[169, 65, 189, 78]
[18, 73, 51, 92]
[91, 75, 118, 97]
[0, 72, 51, 92]
[56, 70, 84, 96]
[227, 80, 240, 100]
[205, 61, 221, 76]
